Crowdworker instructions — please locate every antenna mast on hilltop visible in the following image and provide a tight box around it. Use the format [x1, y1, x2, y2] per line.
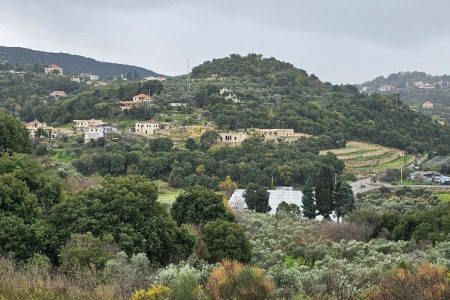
[187, 58, 191, 95]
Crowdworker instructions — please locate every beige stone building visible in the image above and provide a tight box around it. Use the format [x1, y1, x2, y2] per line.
[73, 119, 117, 144]
[49, 90, 67, 99]
[217, 132, 248, 146]
[73, 119, 108, 133]
[422, 101, 434, 109]
[135, 119, 161, 136]
[44, 64, 63, 75]
[120, 93, 152, 111]
[254, 128, 311, 143]
[26, 120, 55, 138]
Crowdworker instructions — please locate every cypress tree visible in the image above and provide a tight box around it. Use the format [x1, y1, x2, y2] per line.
[333, 180, 355, 222]
[315, 165, 334, 219]
[301, 178, 316, 219]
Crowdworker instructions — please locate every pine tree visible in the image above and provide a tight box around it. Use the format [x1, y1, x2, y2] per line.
[301, 178, 316, 219]
[315, 165, 334, 219]
[333, 180, 355, 222]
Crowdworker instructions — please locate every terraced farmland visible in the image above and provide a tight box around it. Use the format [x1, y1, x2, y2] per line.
[320, 141, 415, 177]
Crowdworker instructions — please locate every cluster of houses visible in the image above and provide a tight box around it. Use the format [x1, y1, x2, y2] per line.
[360, 79, 450, 94]
[132, 119, 311, 145]
[414, 81, 436, 89]
[378, 84, 395, 92]
[25, 118, 117, 144]
[408, 171, 450, 185]
[119, 93, 189, 111]
[73, 119, 117, 143]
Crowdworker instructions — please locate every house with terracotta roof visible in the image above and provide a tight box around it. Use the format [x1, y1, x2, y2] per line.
[120, 93, 153, 111]
[44, 64, 63, 75]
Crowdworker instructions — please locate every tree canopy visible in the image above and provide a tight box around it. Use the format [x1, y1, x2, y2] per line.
[170, 185, 233, 226]
[0, 111, 31, 153]
[202, 220, 252, 263]
[49, 175, 194, 265]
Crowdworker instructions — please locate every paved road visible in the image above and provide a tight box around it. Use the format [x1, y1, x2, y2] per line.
[350, 176, 450, 195]
[350, 177, 386, 194]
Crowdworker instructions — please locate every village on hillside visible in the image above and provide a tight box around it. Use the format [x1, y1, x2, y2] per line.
[24, 64, 312, 147]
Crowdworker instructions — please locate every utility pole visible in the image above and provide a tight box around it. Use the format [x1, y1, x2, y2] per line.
[400, 165, 403, 184]
[400, 154, 407, 184]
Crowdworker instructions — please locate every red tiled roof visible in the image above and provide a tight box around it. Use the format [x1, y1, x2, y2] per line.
[48, 64, 61, 68]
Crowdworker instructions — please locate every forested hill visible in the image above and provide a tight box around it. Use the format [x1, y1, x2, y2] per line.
[359, 71, 450, 92]
[186, 54, 450, 154]
[0, 46, 161, 78]
[358, 71, 450, 121]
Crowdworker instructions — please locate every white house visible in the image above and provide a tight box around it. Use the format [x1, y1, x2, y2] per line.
[83, 125, 117, 144]
[169, 102, 188, 107]
[378, 84, 395, 92]
[73, 119, 108, 133]
[135, 119, 160, 135]
[415, 81, 435, 89]
[44, 64, 63, 75]
[89, 74, 99, 80]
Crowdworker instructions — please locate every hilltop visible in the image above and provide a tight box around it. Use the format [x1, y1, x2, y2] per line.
[184, 54, 450, 154]
[0, 46, 161, 78]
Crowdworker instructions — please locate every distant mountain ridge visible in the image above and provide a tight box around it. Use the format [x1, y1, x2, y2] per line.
[0, 46, 162, 78]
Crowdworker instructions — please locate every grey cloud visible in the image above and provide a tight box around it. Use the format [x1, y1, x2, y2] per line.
[1, 0, 450, 83]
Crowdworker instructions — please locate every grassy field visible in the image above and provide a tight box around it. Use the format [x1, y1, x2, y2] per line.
[435, 192, 450, 202]
[155, 180, 182, 204]
[321, 141, 415, 177]
[51, 149, 74, 163]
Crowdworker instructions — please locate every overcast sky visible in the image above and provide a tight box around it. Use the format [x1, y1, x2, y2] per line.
[1, 0, 450, 83]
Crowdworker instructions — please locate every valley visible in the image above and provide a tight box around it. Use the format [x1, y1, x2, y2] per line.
[0, 51, 449, 299]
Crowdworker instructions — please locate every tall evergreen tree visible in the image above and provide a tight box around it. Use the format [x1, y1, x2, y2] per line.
[301, 178, 316, 219]
[333, 180, 355, 222]
[315, 165, 334, 219]
[243, 183, 270, 213]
